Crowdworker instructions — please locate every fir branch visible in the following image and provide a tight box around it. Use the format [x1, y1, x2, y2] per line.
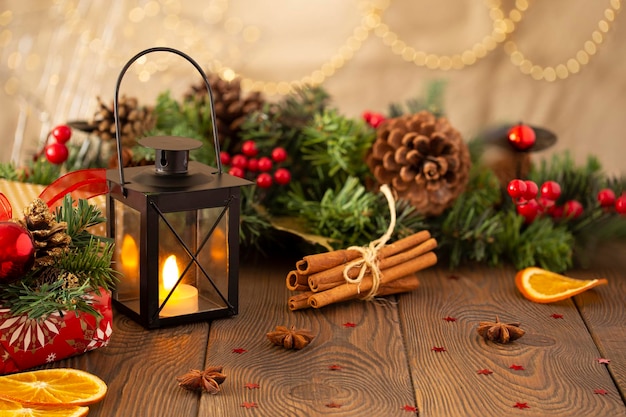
[57, 238, 118, 291]
[55, 196, 110, 248]
[0, 162, 21, 181]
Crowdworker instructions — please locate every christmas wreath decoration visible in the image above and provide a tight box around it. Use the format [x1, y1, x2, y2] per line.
[3, 83, 626, 274]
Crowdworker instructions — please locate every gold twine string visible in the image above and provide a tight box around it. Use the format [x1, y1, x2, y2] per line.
[342, 184, 396, 300]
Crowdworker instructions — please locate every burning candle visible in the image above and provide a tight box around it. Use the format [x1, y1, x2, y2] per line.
[159, 255, 198, 316]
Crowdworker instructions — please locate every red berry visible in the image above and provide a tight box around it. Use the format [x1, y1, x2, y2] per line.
[507, 179, 527, 199]
[517, 199, 540, 223]
[241, 140, 259, 157]
[273, 168, 291, 185]
[228, 166, 245, 178]
[540, 181, 561, 201]
[597, 188, 616, 207]
[257, 156, 273, 172]
[271, 147, 288, 163]
[522, 180, 538, 200]
[563, 200, 583, 218]
[369, 113, 385, 128]
[362, 111, 372, 122]
[247, 158, 259, 172]
[507, 124, 536, 151]
[549, 205, 564, 219]
[220, 151, 231, 165]
[615, 195, 626, 214]
[51, 125, 72, 144]
[45, 142, 68, 164]
[256, 172, 272, 188]
[231, 154, 248, 169]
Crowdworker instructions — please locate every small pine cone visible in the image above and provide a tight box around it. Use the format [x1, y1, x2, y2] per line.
[366, 111, 471, 217]
[184, 73, 265, 148]
[18, 199, 71, 268]
[89, 95, 155, 147]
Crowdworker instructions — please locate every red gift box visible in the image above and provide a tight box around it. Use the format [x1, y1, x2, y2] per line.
[0, 287, 112, 375]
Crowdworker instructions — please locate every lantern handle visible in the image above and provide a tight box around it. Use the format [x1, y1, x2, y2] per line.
[113, 47, 223, 196]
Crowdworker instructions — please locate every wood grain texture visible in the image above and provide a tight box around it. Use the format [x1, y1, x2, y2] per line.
[399, 265, 626, 417]
[48, 313, 209, 417]
[200, 258, 417, 417]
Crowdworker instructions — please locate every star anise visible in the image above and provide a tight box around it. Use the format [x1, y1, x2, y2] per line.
[176, 367, 226, 394]
[267, 325, 314, 350]
[477, 316, 525, 344]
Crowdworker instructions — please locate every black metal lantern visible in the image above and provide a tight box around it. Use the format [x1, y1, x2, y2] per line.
[106, 47, 251, 328]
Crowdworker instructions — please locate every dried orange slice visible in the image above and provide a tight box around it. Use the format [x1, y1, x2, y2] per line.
[516, 267, 608, 303]
[0, 368, 107, 407]
[0, 398, 89, 417]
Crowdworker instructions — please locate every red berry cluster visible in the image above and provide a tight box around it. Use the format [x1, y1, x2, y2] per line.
[37, 125, 72, 165]
[507, 179, 584, 223]
[596, 188, 626, 215]
[221, 140, 291, 189]
[362, 111, 386, 128]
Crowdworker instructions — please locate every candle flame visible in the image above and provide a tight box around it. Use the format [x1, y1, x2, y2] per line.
[120, 234, 138, 269]
[162, 255, 179, 291]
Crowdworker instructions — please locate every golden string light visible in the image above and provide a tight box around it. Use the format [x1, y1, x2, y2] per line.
[501, 0, 621, 81]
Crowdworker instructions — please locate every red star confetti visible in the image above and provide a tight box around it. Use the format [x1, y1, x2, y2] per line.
[401, 404, 418, 412]
[343, 322, 357, 328]
[431, 346, 446, 352]
[550, 313, 563, 319]
[232, 348, 247, 354]
[443, 316, 457, 322]
[594, 389, 608, 395]
[477, 369, 493, 375]
[513, 402, 530, 409]
[596, 358, 611, 365]
[244, 383, 260, 390]
[241, 402, 257, 409]
[328, 364, 343, 371]
[509, 364, 525, 371]
[326, 402, 342, 408]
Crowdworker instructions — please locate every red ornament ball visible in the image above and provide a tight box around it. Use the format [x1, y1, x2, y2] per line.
[256, 172, 273, 188]
[51, 125, 72, 144]
[45, 142, 69, 165]
[597, 188, 616, 207]
[241, 140, 259, 157]
[507, 124, 536, 151]
[0, 222, 35, 283]
[563, 200, 584, 218]
[540, 181, 561, 201]
[271, 147, 288, 163]
[257, 157, 273, 172]
[273, 168, 291, 185]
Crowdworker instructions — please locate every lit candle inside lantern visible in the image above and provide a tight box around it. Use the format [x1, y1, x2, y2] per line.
[159, 255, 198, 316]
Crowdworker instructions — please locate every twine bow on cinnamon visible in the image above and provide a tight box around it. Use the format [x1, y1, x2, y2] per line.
[342, 184, 396, 299]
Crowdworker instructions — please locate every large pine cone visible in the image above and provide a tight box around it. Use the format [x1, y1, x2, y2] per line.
[184, 74, 265, 148]
[89, 95, 155, 147]
[17, 199, 71, 269]
[366, 111, 471, 217]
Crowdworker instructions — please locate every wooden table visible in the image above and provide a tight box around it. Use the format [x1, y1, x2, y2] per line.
[52, 248, 626, 417]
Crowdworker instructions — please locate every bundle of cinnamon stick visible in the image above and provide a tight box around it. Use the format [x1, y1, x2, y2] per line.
[286, 230, 437, 310]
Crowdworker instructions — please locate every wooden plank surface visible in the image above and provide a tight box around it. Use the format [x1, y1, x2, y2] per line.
[399, 265, 626, 417]
[199, 257, 418, 416]
[40, 258, 626, 416]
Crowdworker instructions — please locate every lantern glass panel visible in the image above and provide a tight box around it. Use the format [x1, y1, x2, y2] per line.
[112, 202, 141, 314]
[156, 207, 230, 318]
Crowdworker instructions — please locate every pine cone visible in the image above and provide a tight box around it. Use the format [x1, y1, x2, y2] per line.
[17, 199, 71, 268]
[366, 111, 471, 217]
[89, 95, 155, 147]
[184, 74, 265, 148]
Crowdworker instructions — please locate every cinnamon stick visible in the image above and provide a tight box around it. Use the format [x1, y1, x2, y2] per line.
[308, 237, 437, 292]
[288, 291, 315, 311]
[286, 270, 309, 291]
[308, 252, 437, 309]
[295, 230, 431, 275]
